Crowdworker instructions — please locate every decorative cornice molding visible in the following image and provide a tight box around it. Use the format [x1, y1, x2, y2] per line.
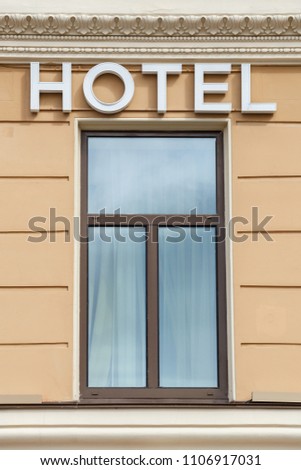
[1, 13, 301, 61]
[2, 46, 301, 56]
[1, 13, 301, 39]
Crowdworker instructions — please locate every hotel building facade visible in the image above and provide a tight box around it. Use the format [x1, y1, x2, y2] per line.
[0, 0, 301, 449]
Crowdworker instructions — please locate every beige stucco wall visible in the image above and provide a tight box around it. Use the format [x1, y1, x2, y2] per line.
[1, 0, 300, 15]
[0, 63, 301, 402]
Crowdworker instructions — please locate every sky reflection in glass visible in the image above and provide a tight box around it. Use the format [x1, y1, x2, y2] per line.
[88, 137, 216, 214]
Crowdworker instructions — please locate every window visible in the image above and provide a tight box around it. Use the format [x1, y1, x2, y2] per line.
[80, 131, 227, 403]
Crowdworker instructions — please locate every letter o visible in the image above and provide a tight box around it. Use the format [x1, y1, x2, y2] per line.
[83, 63, 135, 113]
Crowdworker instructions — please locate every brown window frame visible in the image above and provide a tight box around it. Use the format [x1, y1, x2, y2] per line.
[80, 130, 228, 405]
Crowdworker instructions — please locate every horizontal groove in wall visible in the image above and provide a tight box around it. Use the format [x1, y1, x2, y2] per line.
[43, 108, 225, 113]
[39, 108, 183, 113]
[237, 230, 301, 234]
[235, 120, 301, 126]
[237, 175, 301, 179]
[0, 176, 69, 180]
[241, 285, 301, 289]
[69, 66, 242, 74]
[241, 343, 301, 347]
[0, 120, 70, 124]
[0, 342, 69, 349]
[0, 230, 69, 234]
[0, 285, 68, 290]
[42, 108, 243, 114]
[1, 65, 205, 73]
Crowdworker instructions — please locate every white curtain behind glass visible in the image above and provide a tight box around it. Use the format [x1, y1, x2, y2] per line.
[159, 227, 218, 387]
[88, 227, 146, 387]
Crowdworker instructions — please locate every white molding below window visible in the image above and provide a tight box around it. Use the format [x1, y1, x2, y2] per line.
[1, 408, 301, 449]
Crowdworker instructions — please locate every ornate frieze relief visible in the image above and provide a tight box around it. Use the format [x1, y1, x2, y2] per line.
[1, 14, 301, 60]
[0, 14, 301, 38]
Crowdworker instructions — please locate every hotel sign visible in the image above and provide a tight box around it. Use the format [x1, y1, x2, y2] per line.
[30, 62, 276, 115]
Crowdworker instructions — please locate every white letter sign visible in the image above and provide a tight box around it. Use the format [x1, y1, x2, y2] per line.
[29, 62, 277, 116]
[241, 64, 277, 113]
[194, 64, 232, 114]
[83, 63, 135, 114]
[142, 64, 182, 114]
[30, 62, 72, 113]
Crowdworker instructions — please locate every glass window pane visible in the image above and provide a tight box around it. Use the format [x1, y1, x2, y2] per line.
[88, 136, 216, 214]
[88, 227, 146, 387]
[159, 227, 218, 388]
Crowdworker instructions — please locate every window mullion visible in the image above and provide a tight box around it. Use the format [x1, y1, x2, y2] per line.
[146, 224, 159, 389]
